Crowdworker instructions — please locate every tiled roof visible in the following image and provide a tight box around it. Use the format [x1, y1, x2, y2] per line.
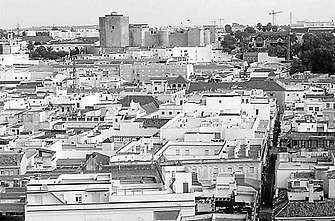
[0, 153, 23, 167]
[135, 118, 170, 129]
[276, 201, 335, 218]
[187, 80, 285, 94]
[118, 95, 160, 108]
[141, 102, 159, 114]
[167, 75, 188, 85]
[0, 203, 25, 213]
[101, 164, 162, 183]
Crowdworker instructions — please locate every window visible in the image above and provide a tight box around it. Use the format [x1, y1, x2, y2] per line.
[183, 182, 189, 193]
[161, 111, 165, 115]
[185, 149, 190, 155]
[213, 168, 218, 177]
[249, 166, 255, 173]
[205, 150, 209, 155]
[239, 166, 244, 172]
[293, 181, 300, 186]
[309, 107, 313, 111]
[75, 194, 82, 204]
[169, 111, 172, 115]
[176, 149, 180, 156]
[219, 100, 222, 103]
[172, 171, 176, 178]
[256, 109, 259, 115]
[315, 107, 320, 111]
[228, 167, 232, 173]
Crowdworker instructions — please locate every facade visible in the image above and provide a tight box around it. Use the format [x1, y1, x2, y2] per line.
[129, 24, 149, 47]
[25, 173, 195, 221]
[119, 62, 194, 83]
[99, 12, 129, 48]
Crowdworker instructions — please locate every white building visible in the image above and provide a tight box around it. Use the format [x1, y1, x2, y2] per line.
[26, 173, 195, 221]
[172, 45, 213, 63]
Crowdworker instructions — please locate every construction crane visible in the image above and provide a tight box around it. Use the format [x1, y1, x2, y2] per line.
[216, 18, 225, 28]
[269, 10, 283, 26]
[209, 18, 225, 28]
[209, 20, 217, 26]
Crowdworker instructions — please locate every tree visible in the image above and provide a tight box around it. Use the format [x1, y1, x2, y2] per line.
[245, 26, 256, 34]
[290, 58, 307, 74]
[224, 24, 232, 33]
[0, 29, 6, 38]
[70, 47, 80, 56]
[290, 32, 335, 75]
[271, 26, 278, 32]
[221, 34, 237, 53]
[310, 48, 335, 74]
[266, 22, 272, 32]
[262, 26, 268, 32]
[256, 23, 263, 31]
[27, 41, 35, 52]
[268, 45, 286, 57]
[29, 45, 69, 60]
[234, 30, 248, 42]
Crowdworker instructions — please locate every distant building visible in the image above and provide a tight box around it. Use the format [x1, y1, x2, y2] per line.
[25, 173, 195, 221]
[291, 20, 335, 33]
[99, 12, 129, 48]
[129, 24, 149, 47]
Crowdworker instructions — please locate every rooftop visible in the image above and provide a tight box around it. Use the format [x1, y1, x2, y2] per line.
[276, 200, 335, 218]
[187, 80, 285, 94]
[0, 153, 23, 167]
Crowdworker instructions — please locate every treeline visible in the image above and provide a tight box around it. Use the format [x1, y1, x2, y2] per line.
[290, 32, 335, 75]
[27, 42, 80, 60]
[29, 46, 69, 60]
[221, 22, 286, 57]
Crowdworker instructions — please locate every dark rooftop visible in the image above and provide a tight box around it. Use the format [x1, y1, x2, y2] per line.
[276, 200, 335, 218]
[0, 153, 23, 167]
[118, 95, 161, 108]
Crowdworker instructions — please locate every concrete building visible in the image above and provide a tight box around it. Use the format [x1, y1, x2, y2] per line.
[99, 12, 129, 48]
[25, 173, 195, 221]
[129, 24, 149, 47]
[187, 28, 204, 47]
[119, 62, 194, 83]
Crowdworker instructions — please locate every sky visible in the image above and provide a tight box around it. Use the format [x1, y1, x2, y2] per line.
[1, 0, 335, 29]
